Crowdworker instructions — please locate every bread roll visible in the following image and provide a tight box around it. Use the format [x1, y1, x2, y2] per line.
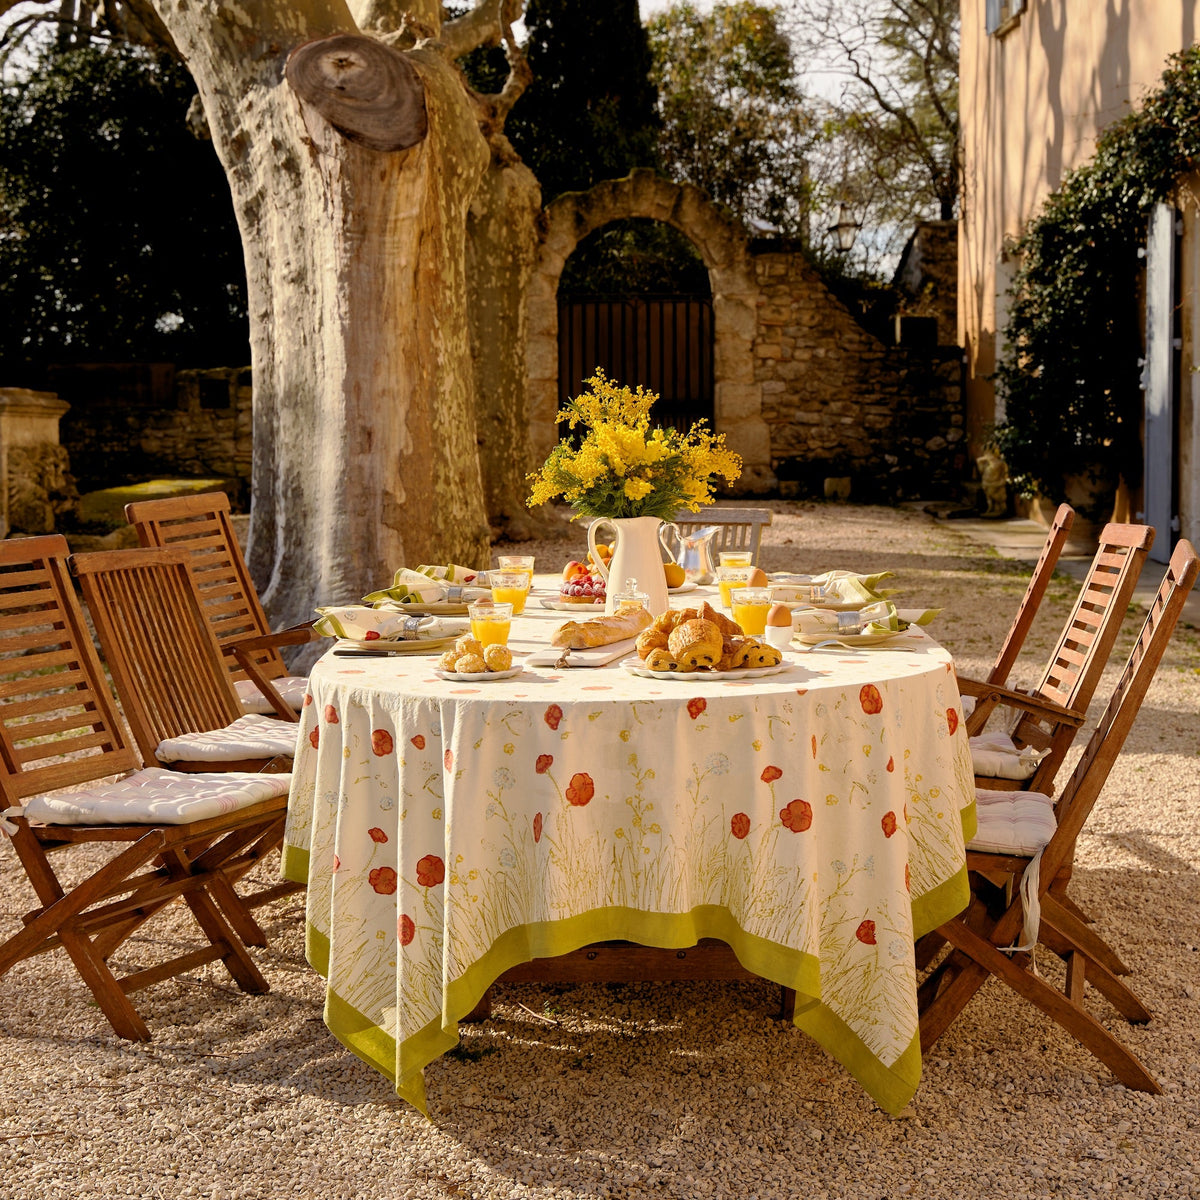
[551, 605, 653, 649]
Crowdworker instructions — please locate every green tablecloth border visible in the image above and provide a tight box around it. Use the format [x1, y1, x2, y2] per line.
[298, 897, 974, 1120]
[281, 843, 309, 884]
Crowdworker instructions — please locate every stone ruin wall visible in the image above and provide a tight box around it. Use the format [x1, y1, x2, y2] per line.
[751, 245, 965, 501]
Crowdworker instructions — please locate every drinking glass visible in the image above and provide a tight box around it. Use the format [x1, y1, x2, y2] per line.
[718, 551, 753, 570]
[496, 554, 535, 585]
[732, 587, 771, 635]
[717, 565, 752, 609]
[490, 569, 530, 616]
[468, 601, 512, 647]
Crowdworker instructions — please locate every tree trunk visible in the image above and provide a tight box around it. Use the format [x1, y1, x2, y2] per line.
[150, 1, 492, 650]
[467, 138, 553, 541]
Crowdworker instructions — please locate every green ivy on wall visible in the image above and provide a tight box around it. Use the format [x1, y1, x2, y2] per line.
[994, 44, 1200, 511]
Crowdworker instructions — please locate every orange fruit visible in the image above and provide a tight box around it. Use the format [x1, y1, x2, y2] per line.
[663, 562, 686, 589]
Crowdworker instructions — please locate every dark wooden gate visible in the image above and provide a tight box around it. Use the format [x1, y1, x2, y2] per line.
[557, 295, 714, 430]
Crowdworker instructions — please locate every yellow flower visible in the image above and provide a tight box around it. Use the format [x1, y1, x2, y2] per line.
[624, 478, 654, 501]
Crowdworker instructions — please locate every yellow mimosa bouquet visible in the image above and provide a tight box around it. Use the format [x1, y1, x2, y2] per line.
[526, 371, 742, 520]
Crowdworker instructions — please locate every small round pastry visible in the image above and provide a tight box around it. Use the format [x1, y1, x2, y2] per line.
[438, 649, 463, 672]
[454, 652, 487, 673]
[644, 648, 679, 672]
[483, 644, 512, 672]
[667, 618, 723, 670]
[455, 635, 483, 656]
[636, 628, 670, 660]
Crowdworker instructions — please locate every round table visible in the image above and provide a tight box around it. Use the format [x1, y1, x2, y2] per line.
[281, 585, 976, 1116]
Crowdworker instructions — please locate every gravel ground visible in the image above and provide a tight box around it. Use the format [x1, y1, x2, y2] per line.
[3, 501, 1199, 1200]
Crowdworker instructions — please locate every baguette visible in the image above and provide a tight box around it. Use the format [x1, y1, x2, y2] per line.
[551, 605, 653, 649]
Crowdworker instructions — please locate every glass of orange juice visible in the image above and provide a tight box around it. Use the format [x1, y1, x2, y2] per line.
[496, 554, 535, 585]
[468, 601, 512, 647]
[490, 569, 530, 615]
[719, 551, 753, 570]
[717, 565, 752, 609]
[732, 587, 771, 636]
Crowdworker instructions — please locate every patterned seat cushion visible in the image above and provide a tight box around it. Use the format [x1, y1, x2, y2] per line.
[10, 767, 291, 827]
[968, 789, 1056, 856]
[970, 730, 1048, 780]
[155, 714, 300, 763]
[235, 676, 309, 715]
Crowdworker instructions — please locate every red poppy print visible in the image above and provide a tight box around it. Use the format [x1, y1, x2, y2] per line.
[855, 919, 877, 945]
[369, 866, 398, 895]
[687, 697, 706, 720]
[779, 798, 813, 833]
[859, 684, 883, 715]
[811, 735, 817, 759]
[904, 863, 911, 892]
[886, 756, 895, 773]
[881, 811, 898, 838]
[947, 707, 959, 736]
[332, 854, 340, 872]
[544, 704, 563, 730]
[303, 693, 313, 707]
[761, 765, 783, 784]
[368, 827, 388, 844]
[416, 854, 445, 888]
[533, 812, 544, 843]
[371, 729, 394, 757]
[535, 753, 554, 775]
[398, 914, 415, 946]
[364, 630, 381, 641]
[411, 734, 426, 750]
[565, 772, 595, 807]
[308, 727, 319, 749]
[324, 704, 339, 724]
[730, 812, 751, 840]
[444, 748, 453, 771]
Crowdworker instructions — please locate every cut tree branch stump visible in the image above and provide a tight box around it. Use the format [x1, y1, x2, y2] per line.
[285, 35, 427, 152]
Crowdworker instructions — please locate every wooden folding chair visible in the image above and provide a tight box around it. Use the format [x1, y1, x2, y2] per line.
[956, 503, 1075, 702]
[959, 522, 1154, 798]
[920, 539, 1198, 1094]
[0, 535, 293, 1039]
[670, 506, 773, 564]
[124, 492, 316, 719]
[69, 548, 300, 774]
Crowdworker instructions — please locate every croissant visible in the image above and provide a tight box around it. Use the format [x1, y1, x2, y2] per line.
[636, 628, 670, 660]
[667, 618, 723, 670]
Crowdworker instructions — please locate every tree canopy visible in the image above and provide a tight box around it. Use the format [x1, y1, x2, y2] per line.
[0, 36, 247, 374]
[647, 1, 814, 238]
[505, 0, 659, 202]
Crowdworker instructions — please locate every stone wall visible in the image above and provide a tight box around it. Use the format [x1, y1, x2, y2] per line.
[49, 364, 252, 502]
[751, 245, 965, 501]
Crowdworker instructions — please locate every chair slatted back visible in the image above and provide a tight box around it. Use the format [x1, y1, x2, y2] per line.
[1009, 523, 1152, 790]
[124, 492, 283, 684]
[986, 503, 1075, 688]
[1040, 539, 1199, 884]
[69, 547, 245, 767]
[0, 535, 139, 802]
[671, 507, 773, 564]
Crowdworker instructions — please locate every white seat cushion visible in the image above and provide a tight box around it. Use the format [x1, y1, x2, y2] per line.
[16, 768, 291, 827]
[155, 714, 300, 763]
[235, 675, 309, 715]
[970, 730, 1048, 780]
[968, 789, 1056, 856]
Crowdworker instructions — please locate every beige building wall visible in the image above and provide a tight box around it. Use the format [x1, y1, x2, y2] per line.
[959, 0, 1200, 453]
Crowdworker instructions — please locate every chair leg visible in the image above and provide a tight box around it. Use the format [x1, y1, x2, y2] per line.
[1038, 919, 1151, 1024]
[938, 917, 1159, 1093]
[1041, 893, 1130, 976]
[57, 923, 152, 1040]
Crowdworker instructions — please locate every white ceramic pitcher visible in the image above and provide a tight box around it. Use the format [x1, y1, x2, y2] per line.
[587, 516, 672, 616]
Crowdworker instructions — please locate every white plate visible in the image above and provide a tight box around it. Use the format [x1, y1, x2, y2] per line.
[378, 601, 470, 615]
[668, 581, 698, 594]
[620, 656, 789, 682]
[540, 597, 606, 611]
[796, 630, 908, 648]
[435, 666, 524, 683]
[334, 635, 457, 653]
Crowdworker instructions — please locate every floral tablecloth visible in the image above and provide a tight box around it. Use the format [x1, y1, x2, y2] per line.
[282, 592, 976, 1116]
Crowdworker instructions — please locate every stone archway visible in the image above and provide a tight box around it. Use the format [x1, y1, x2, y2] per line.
[526, 168, 775, 492]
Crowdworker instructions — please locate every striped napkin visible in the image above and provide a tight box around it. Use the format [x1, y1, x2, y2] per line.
[362, 566, 490, 606]
[794, 601, 939, 638]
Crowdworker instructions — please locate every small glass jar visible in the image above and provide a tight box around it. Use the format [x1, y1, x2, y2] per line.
[612, 577, 649, 614]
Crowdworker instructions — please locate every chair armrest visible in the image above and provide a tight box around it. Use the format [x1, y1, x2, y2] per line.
[956, 674, 1084, 729]
[229, 621, 319, 656]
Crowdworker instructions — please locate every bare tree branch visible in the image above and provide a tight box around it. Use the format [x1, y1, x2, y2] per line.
[440, 0, 504, 61]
